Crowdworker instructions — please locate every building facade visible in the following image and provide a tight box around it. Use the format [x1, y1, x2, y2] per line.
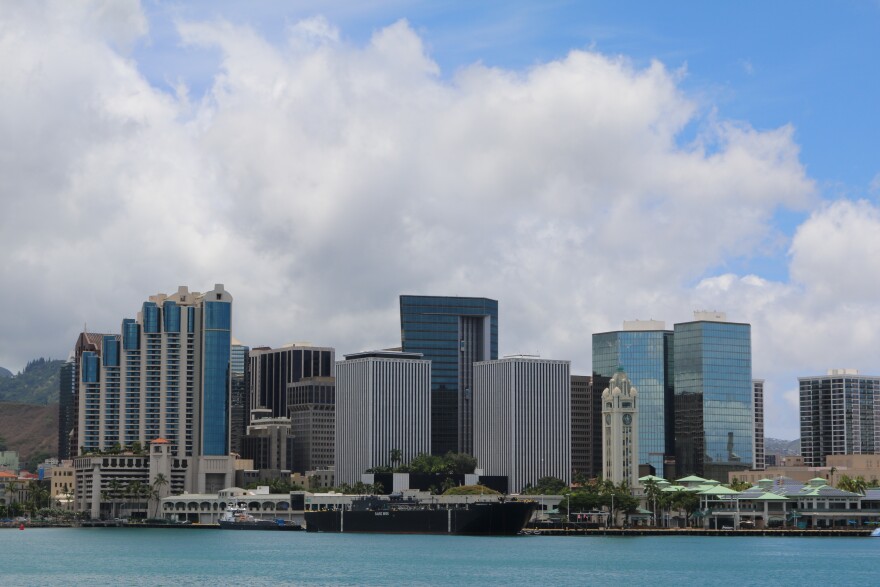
[473, 356, 570, 494]
[571, 375, 601, 480]
[66, 332, 110, 460]
[57, 358, 76, 461]
[240, 416, 295, 472]
[229, 341, 249, 456]
[288, 376, 335, 473]
[75, 284, 235, 494]
[799, 369, 880, 467]
[674, 312, 753, 480]
[601, 369, 639, 487]
[400, 295, 498, 456]
[753, 379, 765, 471]
[248, 344, 334, 420]
[593, 321, 674, 477]
[335, 351, 431, 485]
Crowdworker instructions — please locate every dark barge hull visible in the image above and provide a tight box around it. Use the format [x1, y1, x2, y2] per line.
[305, 501, 536, 535]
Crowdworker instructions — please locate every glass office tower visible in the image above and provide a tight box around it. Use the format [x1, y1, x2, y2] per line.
[593, 322, 674, 477]
[400, 295, 498, 456]
[674, 314, 753, 480]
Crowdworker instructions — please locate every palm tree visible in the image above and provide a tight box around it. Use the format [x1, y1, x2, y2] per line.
[390, 448, 402, 471]
[150, 474, 169, 518]
[107, 479, 124, 518]
[128, 481, 144, 515]
[643, 480, 661, 527]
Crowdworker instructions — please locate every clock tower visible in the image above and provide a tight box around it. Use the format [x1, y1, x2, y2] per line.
[602, 368, 639, 488]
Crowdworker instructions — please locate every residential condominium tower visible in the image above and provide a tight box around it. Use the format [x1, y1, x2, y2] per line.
[593, 320, 674, 477]
[674, 312, 753, 480]
[473, 356, 571, 494]
[753, 379, 765, 471]
[799, 369, 880, 467]
[75, 284, 235, 493]
[400, 295, 498, 456]
[334, 350, 431, 485]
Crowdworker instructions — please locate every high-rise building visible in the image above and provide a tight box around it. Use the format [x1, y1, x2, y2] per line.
[799, 369, 880, 467]
[674, 312, 753, 480]
[288, 376, 335, 473]
[400, 295, 498, 456]
[229, 341, 249, 456]
[753, 379, 765, 471]
[67, 332, 110, 459]
[473, 356, 570, 494]
[248, 344, 334, 419]
[57, 357, 76, 460]
[593, 320, 674, 477]
[335, 350, 431, 485]
[240, 413, 295, 472]
[570, 375, 602, 480]
[75, 284, 235, 493]
[601, 369, 639, 487]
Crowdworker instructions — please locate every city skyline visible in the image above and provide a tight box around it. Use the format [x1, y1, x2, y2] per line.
[2, 2, 880, 442]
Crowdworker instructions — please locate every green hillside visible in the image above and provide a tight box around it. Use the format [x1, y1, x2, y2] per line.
[0, 358, 65, 404]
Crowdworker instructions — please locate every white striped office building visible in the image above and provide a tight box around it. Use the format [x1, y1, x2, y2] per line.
[474, 357, 571, 494]
[335, 351, 431, 485]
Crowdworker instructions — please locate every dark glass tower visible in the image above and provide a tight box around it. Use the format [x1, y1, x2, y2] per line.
[400, 295, 498, 456]
[593, 324, 675, 477]
[57, 359, 76, 460]
[229, 343, 249, 456]
[673, 316, 752, 480]
[248, 345, 334, 419]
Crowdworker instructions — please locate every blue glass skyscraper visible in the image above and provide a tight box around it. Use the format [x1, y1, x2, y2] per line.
[75, 284, 233, 460]
[593, 321, 674, 478]
[674, 313, 753, 480]
[400, 295, 498, 456]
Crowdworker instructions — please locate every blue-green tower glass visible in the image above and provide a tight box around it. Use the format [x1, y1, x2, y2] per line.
[673, 319, 753, 480]
[593, 328, 675, 478]
[400, 295, 498, 456]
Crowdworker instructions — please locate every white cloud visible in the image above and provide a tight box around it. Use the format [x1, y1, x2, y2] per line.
[0, 4, 850, 441]
[869, 173, 880, 196]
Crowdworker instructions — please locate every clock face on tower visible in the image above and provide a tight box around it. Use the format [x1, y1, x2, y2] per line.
[622, 414, 632, 426]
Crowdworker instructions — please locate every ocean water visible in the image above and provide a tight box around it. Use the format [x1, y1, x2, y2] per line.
[0, 528, 875, 586]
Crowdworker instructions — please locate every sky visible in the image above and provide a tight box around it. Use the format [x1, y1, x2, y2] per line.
[1, 0, 879, 440]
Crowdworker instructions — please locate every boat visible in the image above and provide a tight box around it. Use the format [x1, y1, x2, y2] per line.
[218, 503, 303, 531]
[871, 527, 880, 537]
[304, 495, 536, 535]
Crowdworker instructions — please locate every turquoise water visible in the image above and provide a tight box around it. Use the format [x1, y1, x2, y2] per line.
[1, 529, 875, 586]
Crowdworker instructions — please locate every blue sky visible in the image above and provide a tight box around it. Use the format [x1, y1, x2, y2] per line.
[3, 1, 880, 440]
[136, 1, 879, 183]
[132, 0, 879, 284]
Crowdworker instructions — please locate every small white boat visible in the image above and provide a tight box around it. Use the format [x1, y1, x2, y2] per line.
[219, 503, 302, 531]
[870, 527, 880, 537]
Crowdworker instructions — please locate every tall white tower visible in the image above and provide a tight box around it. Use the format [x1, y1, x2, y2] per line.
[602, 368, 639, 488]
